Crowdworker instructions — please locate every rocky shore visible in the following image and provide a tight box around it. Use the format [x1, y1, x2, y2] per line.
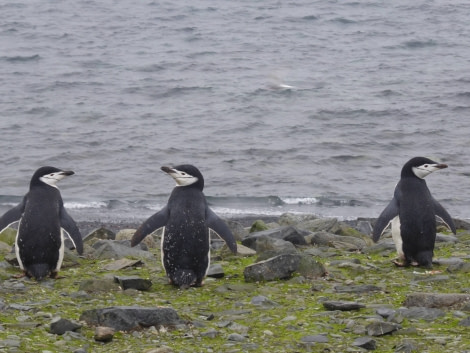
[0, 213, 469, 353]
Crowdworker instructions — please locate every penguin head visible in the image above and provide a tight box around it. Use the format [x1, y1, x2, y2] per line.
[401, 157, 448, 179]
[161, 165, 204, 190]
[31, 166, 75, 189]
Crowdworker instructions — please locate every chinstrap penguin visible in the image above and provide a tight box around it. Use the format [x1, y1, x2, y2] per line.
[0, 166, 83, 280]
[372, 157, 456, 268]
[131, 164, 237, 289]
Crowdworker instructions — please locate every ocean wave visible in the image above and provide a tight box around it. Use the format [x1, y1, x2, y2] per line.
[64, 201, 108, 209]
[281, 197, 319, 205]
[1, 54, 40, 62]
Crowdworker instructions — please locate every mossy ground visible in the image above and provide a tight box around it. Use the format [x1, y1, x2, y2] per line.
[0, 238, 469, 353]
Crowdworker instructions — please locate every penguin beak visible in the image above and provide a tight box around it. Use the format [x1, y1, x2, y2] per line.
[61, 171, 75, 176]
[161, 166, 174, 174]
[435, 164, 448, 170]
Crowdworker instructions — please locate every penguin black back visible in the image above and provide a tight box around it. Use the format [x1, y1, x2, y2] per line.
[0, 166, 83, 280]
[373, 157, 456, 268]
[131, 164, 237, 288]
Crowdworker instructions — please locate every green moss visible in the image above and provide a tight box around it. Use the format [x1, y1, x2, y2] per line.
[0, 235, 469, 352]
[249, 220, 269, 233]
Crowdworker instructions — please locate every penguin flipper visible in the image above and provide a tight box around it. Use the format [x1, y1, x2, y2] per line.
[207, 208, 237, 253]
[372, 197, 399, 242]
[60, 208, 84, 255]
[0, 198, 25, 233]
[131, 206, 169, 247]
[433, 199, 456, 234]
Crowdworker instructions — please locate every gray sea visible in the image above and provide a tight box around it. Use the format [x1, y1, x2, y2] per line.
[1, 0, 469, 223]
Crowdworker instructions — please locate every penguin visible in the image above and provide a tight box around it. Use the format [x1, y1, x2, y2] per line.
[131, 164, 237, 289]
[372, 157, 456, 268]
[0, 166, 83, 280]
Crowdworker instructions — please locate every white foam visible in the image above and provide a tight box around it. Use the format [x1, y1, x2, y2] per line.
[281, 197, 319, 205]
[64, 201, 108, 209]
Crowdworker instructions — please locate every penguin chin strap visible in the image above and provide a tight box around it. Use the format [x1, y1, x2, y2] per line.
[39, 176, 61, 188]
[412, 164, 444, 179]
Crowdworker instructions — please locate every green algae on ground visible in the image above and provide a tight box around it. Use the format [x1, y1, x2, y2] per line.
[0, 234, 469, 352]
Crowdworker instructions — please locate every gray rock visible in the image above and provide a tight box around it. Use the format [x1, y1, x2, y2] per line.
[227, 333, 246, 342]
[446, 262, 470, 273]
[278, 213, 317, 226]
[453, 218, 470, 230]
[334, 284, 382, 293]
[250, 295, 279, 307]
[114, 276, 152, 291]
[0, 338, 21, 347]
[433, 257, 464, 266]
[282, 227, 309, 245]
[244, 254, 301, 282]
[9, 304, 33, 311]
[0, 241, 12, 254]
[206, 264, 224, 278]
[80, 306, 182, 331]
[225, 220, 248, 241]
[296, 255, 327, 278]
[91, 240, 154, 260]
[363, 241, 396, 255]
[329, 258, 361, 265]
[201, 328, 219, 338]
[94, 326, 115, 342]
[4, 252, 19, 266]
[242, 226, 309, 249]
[458, 317, 470, 327]
[255, 237, 298, 261]
[300, 334, 329, 343]
[376, 308, 396, 319]
[397, 307, 445, 321]
[435, 234, 458, 243]
[310, 231, 367, 250]
[299, 218, 340, 233]
[116, 229, 156, 249]
[83, 227, 116, 243]
[403, 293, 470, 309]
[366, 321, 400, 336]
[102, 259, 144, 271]
[78, 278, 120, 292]
[323, 301, 365, 311]
[73, 349, 88, 353]
[412, 274, 450, 283]
[394, 341, 418, 353]
[0, 227, 17, 246]
[355, 220, 373, 236]
[236, 244, 257, 257]
[352, 336, 376, 350]
[209, 238, 227, 251]
[50, 318, 82, 335]
[143, 347, 174, 353]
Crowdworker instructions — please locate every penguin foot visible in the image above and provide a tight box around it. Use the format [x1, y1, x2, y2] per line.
[392, 259, 407, 267]
[51, 273, 65, 279]
[12, 272, 26, 279]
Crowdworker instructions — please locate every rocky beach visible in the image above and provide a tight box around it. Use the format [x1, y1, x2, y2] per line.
[0, 213, 469, 353]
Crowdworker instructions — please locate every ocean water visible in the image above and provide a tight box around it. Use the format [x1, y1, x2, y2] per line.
[0, 0, 469, 223]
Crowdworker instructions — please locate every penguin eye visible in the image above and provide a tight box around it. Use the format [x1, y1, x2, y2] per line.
[424, 165, 428, 168]
[181, 173, 187, 176]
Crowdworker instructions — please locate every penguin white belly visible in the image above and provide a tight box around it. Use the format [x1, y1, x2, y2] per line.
[391, 216, 404, 260]
[160, 226, 166, 269]
[55, 229, 66, 272]
[15, 220, 24, 270]
[204, 230, 211, 277]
